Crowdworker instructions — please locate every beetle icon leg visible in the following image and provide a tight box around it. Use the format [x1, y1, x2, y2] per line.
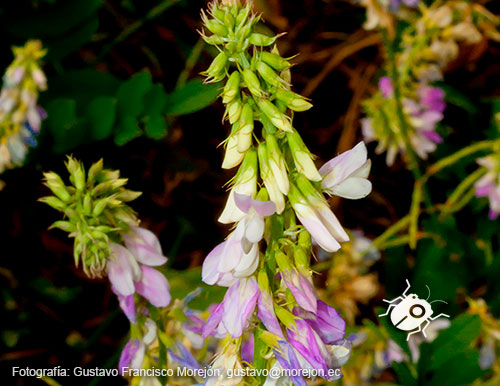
[379, 303, 397, 317]
[429, 313, 450, 321]
[382, 296, 404, 304]
[420, 320, 431, 339]
[406, 322, 424, 341]
[402, 279, 411, 297]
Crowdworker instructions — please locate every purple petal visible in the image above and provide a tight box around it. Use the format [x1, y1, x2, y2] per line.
[257, 290, 284, 337]
[284, 270, 317, 314]
[241, 334, 254, 363]
[117, 293, 136, 324]
[274, 342, 307, 386]
[475, 183, 493, 197]
[124, 227, 167, 266]
[222, 278, 259, 338]
[287, 319, 329, 372]
[108, 243, 135, 297]
[169, 342, 201, 369]
[119, 339, 143, 374]
[202, 303, 223, 337]
[319, 142, 368, 186]
[379, 77, 393, 98]
[234, 192, 252, 213]
[305, 300, 345, 344]
[420, 130, 443, 144]
[252, 199, 276, 217]
[135, 266, 171, 308]
[202, 241, 225, 285]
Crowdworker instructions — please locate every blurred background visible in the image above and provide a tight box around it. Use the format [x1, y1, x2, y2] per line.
[1, 0, 499, 385]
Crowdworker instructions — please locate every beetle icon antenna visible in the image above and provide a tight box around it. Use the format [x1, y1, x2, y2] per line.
[429, 299, 448, 305]
[425, 285, 431, 301]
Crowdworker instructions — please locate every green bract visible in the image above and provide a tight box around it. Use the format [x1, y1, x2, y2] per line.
[40, 157, 141, 277]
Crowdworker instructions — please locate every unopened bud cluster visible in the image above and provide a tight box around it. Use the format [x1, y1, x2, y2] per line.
[40, 157, 141, 277]
[0, 40, 47, 173]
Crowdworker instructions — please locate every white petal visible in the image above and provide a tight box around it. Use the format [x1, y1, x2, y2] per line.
[245, 212, 265, 243]
[330, 177, 372, 199]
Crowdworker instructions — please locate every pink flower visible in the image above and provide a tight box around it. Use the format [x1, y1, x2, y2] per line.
[108, 227, 171, 321]
[319, 142, 372, 199]
[203, 277, 259, 338]
[202, 194, 275, 286]
[474, 155, 500, 219]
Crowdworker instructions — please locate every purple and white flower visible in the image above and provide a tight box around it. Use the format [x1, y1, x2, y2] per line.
[108, 227, 171, 321]
[203, 277, 259, 339]
[319, 142, 372, 199]
[202, 194, 275, 286]
[474, 155, 500, 219]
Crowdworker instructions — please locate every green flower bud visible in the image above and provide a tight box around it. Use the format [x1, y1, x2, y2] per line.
[222, 124, 245, 169]
[265, 133, 289, 195]
[43, 172, 71, 202]
[257, 99, 293, 132]
[293, 245, 310, 271]
[235, 4, 251, 28]
[202, 11, 228, 36]
[261, 51, 291, 71]
[92, 197, 110, 217]
[87, 159, 103, 187]
[83, 193, 92, 216]
[276, 89, 313, 112]
[204, 52, 228, 83]
[298, 229, 312, 251]
[275, 250, 292, 271]
[224, 10, 235, 30]
[226, 98, 242, 124]
[66, 157, 85, 192]
[248, 33, 278, 47]
[237, 103, 254, 152]
[202, 34, 225, 46]
[258, 269, 270, 292]
[256, 187, 270, 202]
[242, 69, 265, 97]
[39, 196, 66, 212]
[49, 221, 76, 233]
[223, 71, 240, 104]
[274, 305, 296, 329]
[115, 190, 142, 202]
[256, 61, 286, 88]
[286, 130, 322, 181]
[258, 141, 285, 213]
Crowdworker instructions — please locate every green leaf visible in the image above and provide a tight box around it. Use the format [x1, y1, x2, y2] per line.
[116, 70, 153, 118]
[145, 114, 167, 140]
[376, 307, 411, 357]
[430, 314, 481, 370]
[86, 96, 116, 141]
[165, 78, 219, 116]
[428, 350, 483, 386]
[164, 268, 225, 310]
[46, 98, 87, 153]
[143, 84, 168, 116]
[392, 361, 417, 386]
[43, 69, 120, 110]
[114, 115, 142, 146]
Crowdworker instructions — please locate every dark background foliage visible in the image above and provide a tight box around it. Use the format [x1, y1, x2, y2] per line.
[1, 1, 500, 385]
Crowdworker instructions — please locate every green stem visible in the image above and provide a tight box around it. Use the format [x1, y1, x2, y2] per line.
[176, 39, 205, 88]
[424, 139, 499, 180]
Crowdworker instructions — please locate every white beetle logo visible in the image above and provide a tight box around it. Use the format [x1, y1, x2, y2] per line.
[379, 279, 450, 341]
